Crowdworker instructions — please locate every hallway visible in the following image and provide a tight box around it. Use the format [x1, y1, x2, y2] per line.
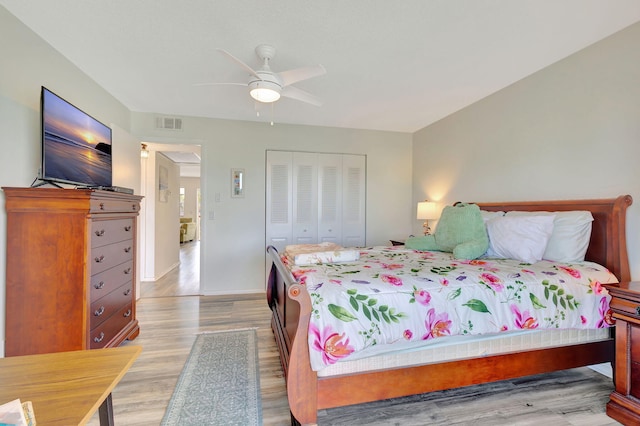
[140, 240, 200, 298]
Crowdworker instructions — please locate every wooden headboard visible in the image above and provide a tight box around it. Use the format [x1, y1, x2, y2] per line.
[477, 195, 632, 282]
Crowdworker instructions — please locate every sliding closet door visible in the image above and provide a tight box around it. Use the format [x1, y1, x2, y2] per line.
[266, 150, 366, 250]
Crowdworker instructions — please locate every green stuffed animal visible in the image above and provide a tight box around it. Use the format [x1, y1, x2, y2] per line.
[405, 202, 489, 260]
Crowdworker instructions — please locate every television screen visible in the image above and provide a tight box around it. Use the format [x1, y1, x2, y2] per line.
[41, 87, 112, 188]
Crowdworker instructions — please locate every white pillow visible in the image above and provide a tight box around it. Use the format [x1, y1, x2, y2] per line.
[480, 210, 505, 223]
[486, 215, 556, 264]
[505, 211, 593, 262]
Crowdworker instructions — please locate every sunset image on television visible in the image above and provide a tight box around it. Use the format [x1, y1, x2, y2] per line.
[42, 88, 112, 187]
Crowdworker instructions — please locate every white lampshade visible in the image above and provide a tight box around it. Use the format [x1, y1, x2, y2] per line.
[417, 201, 437, 220]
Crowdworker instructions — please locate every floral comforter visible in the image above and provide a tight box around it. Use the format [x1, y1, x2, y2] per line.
[283, 246, 617, 372]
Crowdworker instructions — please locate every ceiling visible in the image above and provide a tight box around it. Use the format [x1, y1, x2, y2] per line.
[2, 1, 640, 134]
[148, 143, 201, 178]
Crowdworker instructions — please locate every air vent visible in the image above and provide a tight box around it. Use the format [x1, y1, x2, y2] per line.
[155, 116, 183, 130]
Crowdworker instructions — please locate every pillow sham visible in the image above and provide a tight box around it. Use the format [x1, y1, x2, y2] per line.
[505, 210, 593, 263]
[485, 215, 555, 264]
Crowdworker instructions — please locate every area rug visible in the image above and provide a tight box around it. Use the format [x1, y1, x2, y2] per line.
[161, 328, 263, 426]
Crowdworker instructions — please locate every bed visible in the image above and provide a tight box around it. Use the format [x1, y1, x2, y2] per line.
[266, 195, 632, 425]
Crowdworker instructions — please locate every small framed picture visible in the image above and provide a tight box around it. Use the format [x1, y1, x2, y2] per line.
[231, 168, 244, 198]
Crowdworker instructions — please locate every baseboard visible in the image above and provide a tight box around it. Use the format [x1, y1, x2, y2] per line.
[143, 261, 180, 282]
[202, 289, 267, 296]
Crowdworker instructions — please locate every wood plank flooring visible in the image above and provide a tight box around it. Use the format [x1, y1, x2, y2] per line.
[87, 242, 621, 425]
[140, 241, 201, 297]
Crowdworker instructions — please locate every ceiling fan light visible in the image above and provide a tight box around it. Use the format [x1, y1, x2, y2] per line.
[250, 87, 281, 103]
[249, 78, 281, 103]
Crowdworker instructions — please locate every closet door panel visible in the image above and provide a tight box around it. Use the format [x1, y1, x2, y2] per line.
[317, 154, 343, 244]
[266, 151, 293, 252]
[293, 152, 318, 244]
[342, 154, 366, 247]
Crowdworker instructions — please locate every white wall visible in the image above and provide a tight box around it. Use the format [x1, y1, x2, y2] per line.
[111, 124, 143, 296]
[139, 151, 155, 281]
[413, 22, 640, 279]
[0, 7, 137, 356]
[132, 114, 414, 295]
[155, 153, 181, 278]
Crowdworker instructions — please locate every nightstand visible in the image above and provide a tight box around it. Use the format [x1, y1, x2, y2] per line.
[606, 281, 640, 424]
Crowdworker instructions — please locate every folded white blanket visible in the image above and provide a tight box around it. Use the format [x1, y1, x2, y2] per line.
[285, 243, 360, 266]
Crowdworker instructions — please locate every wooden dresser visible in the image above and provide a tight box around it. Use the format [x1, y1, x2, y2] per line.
[606, 281, 640, 424]
[3, 187, 142, 356]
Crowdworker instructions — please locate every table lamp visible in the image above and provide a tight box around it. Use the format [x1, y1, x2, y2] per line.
[417, 201, 437, 235]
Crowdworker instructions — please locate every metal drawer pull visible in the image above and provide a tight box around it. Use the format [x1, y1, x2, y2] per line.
[95, 229, 105, 236]
[124, 225, 132, 232]
[99, 203, 105, 210]
[636, 306, 640, 316]
[94, 332, 105, 343]
[95, 255, 105, 263]
[94, 306, 105, 316]
[124, 267, 132, 275]
[94, 281, 105, 290]
[132, 204, 137, 211]
[124, 309, 132, 318]
[124, 246, 132, 253]
[124, 288, 131, 296]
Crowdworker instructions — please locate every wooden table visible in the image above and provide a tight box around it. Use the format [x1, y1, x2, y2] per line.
[0, 345, 141, 425]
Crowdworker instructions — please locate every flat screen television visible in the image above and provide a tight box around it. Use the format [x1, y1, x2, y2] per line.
[40, 86, 112, 188]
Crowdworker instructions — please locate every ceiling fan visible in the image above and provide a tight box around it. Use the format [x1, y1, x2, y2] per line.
[209, 44, 326, 107]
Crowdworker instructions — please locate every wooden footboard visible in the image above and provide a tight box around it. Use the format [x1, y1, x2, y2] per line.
[266, 246, 318, 423]
[266, 195, 632, 425]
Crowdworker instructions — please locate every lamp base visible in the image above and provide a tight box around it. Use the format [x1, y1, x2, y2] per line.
[423, 221, 432, 236]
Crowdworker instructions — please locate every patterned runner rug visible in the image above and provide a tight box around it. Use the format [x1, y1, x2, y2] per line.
[161, 329, 263, 426]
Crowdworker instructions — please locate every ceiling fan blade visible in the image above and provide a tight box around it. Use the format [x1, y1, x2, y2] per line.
[281, 86, 323, 107]
[278, 64, 326, 87]
[216, 48, 262, 80]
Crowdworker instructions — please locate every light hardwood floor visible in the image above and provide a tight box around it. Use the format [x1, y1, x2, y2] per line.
[88, 241, 621, 426]
[140, 241, 201, 298]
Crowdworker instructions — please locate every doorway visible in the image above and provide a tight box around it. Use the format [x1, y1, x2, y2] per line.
[138, 142, 202, 298]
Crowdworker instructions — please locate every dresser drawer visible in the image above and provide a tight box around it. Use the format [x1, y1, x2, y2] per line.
[90, 282, 133, 329]
[90, 260, 134, 301]
[90, 239, 134, 275]
[91, 199, 139, 214]
[91, 218, 134, 248]
[90, 303, 134, 349]
[610, 296, 640, 320]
